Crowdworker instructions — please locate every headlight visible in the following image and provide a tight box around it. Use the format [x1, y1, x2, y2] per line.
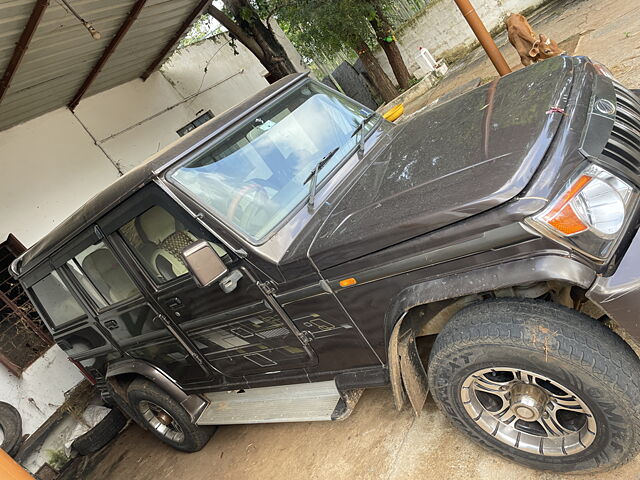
[527, 164, 637, 260]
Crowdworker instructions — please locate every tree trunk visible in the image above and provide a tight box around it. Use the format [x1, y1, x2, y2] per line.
[369, 5, 411, 90]
[208, 5, 264, 61]
[218, 0, 297, 82]
[353, 40, 398, 103]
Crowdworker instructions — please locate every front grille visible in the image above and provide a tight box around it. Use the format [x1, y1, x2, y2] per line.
[601, 83, 640, 180]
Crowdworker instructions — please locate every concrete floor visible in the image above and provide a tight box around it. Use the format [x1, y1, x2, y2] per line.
[60, 0, 640, 478]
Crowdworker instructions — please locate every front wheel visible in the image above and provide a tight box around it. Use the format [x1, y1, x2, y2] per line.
[428, 298, 640, 473]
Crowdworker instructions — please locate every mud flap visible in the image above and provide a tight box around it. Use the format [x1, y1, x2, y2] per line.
[389, 318, 407, 410]
[398, 328, 429, 414]
[389, 316, 429, 414]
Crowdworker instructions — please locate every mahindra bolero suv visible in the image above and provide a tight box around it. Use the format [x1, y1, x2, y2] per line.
[11, 56, 640, 473]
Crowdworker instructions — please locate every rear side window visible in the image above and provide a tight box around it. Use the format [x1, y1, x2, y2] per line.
[68, 242, 140, 306]
[31, 271, 85, 328]
[66, 258, 108, 309]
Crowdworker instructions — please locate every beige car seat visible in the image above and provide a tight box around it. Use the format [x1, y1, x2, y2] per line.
[136, 207, 196, 282]
[82, 249, 138, 304]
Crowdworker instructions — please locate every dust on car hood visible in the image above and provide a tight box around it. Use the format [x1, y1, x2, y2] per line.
[310, 56, 575, 269]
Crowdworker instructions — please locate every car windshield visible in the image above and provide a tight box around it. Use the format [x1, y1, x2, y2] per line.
[168, 80, 377, 241]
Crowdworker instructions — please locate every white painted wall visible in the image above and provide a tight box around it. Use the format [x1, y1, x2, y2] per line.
[0, 347, 83, 435]
[0, 108, 121, 247]
[0, 26, 307, 438]
[73, 24, 306, 175]
[374, 0, 549, 81]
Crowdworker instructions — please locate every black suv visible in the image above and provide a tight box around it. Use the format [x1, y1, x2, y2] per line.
[12, 56, 640, 473]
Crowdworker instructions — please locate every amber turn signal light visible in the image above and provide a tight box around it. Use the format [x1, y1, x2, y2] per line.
[542, 175, 592, 235]
[339, 278, 357, 287]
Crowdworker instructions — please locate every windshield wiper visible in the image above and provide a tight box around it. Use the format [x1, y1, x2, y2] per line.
[304, 146, 340, 209]
[350, 111, 377, 151]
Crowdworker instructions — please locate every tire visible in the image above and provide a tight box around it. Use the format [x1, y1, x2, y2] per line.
[427, 298, 640, 473]
[127, 378, 215, 452]
[72, 408, 128, 456]
[0, 402, 22, 457]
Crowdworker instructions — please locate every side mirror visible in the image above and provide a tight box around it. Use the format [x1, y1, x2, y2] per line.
[182, 240, 229, 288]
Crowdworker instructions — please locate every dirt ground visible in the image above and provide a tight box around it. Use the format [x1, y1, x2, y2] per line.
[63, 389, 640, 480]
[403, 0, 640, 117]
[59, 0, 640, 478]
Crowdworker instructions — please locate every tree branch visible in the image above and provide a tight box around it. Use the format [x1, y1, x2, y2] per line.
[207, 4, 265, 60]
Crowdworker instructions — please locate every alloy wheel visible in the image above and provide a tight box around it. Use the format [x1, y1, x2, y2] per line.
[460, 367, 597, 456]
[138, 400, 185, 443]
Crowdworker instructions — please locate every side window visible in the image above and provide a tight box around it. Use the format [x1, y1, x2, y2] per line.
[31, 271, 85, 328]
[67, 242, 140, 306]
[119, 205, 227, 284]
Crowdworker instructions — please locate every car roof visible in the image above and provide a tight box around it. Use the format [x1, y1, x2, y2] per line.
[15, 73, 308, 277]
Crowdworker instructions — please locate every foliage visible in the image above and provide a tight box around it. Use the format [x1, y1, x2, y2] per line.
[179, 14, 222, 48]
[181, 0, 413, 61]
[180, 0, 414, 78]
[274, 0, 380, 58]
[46, 449, 70, 471]
[273, 0, 417, 59]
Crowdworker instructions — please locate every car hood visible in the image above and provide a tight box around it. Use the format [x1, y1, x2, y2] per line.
[309, 57, 575, 269]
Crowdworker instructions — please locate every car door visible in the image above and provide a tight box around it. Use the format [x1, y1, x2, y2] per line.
[23, 263, 118, 382]
[50, 227, 211, 384]
[98, 184, 317, 379]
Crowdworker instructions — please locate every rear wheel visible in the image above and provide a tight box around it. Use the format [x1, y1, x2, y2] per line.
[127, 379, 215, 452]
[428, 298, 640, 473]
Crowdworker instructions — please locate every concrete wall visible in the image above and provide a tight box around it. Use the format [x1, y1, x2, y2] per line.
[0, 108, 121, 247]
[0, 347, 84, 435]
[374, 0, 548, 80]
[0, 26, 306, 436]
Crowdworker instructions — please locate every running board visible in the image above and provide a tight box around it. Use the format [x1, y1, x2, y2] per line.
[196, 381, 362, 425]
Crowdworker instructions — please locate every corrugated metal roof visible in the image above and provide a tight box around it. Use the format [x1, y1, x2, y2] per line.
[0, 0, 207, 131]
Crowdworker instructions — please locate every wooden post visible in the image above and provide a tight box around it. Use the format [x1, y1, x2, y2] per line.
[452, 0, 511, 76]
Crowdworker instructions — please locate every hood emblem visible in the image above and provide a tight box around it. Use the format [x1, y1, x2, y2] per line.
[595, 98, 616, 115]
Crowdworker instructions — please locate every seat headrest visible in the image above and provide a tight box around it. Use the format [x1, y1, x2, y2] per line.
[82, 249, 118, 281]
[82, 249, 137, 303]
[138, 207, 177, 244]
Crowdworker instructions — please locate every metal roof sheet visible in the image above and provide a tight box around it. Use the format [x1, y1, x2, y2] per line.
[0, 0, 208, 132]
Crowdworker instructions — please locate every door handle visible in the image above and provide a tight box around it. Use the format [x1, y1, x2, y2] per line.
[166, 297, 183, 309]
[103, 319, 119, 330]
[220, 270, 243, 293]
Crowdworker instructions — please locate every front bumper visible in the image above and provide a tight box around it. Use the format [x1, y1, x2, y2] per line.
[587, 228, 640, 340]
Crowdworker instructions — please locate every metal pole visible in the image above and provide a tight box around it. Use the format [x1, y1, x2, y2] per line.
[452, 0, 511, 76]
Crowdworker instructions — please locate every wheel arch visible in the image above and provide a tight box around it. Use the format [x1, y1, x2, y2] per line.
[386, 255, 597, 413]
[106, 359, 208, 423]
